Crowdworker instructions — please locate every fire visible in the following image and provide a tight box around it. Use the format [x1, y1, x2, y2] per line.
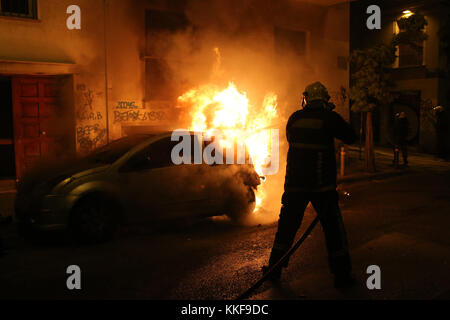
[177, 81, 278, 212]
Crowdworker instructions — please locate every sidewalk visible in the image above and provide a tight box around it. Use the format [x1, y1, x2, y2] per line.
[0, 179, 15, 194]
[0, 180, 15, 219]
[337, 145, 450, 184]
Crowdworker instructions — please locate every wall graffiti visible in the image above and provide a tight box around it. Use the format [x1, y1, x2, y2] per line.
[77, 110, 103, 121]
[76, 88, 94, 120]
[75, 83, 107, 153]
[76, 85, 104, 121]
[83, 90, 94, 110]
[76, 124, 107, 152]
[113, 100, 166, 123]
[114, 110, 166, 123]
[116, 101, 140, 109]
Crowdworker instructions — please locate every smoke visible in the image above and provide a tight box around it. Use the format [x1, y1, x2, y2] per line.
[152, 0, 326, 223]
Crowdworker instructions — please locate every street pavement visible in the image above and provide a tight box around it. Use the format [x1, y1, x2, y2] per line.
[0, 150, 449, 299]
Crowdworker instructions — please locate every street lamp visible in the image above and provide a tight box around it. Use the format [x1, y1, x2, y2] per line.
[402, 10, 414, 18]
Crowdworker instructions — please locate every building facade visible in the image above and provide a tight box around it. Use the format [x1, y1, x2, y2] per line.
[351, 0, 450, 154]
[0, 0, 350, 180]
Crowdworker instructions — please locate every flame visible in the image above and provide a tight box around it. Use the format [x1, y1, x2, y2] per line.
[177, 81, 278, 212]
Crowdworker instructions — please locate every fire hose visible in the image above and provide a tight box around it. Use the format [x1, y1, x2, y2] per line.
[235, 215, 320, 300]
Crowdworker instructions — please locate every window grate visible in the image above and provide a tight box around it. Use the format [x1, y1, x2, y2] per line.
[145, 9, 188, 101]
[274, 27, 307, 57]
[0, 0, 37, 19]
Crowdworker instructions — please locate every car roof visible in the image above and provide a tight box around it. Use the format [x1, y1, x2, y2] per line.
[125, 131, 200, 138]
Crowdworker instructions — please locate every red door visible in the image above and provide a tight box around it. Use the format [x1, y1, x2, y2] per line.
[12, 76, 71, 179]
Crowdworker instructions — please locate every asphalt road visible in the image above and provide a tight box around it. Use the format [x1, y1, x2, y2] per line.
[1, 168, 450, 300]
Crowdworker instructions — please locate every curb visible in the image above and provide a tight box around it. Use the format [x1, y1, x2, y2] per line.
[0, 190, 16, 195]
[337, 168, 411, 184]
[347, 145, 444, 161]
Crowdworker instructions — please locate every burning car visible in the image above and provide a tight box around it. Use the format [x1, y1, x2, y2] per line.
[15, 132, 260, 243]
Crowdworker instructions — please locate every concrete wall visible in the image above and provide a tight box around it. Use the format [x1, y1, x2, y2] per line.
[0, 0, 350, 159]
[322, 1, 350, 120]
[271, 0, 350, 119]
[350, 2, 447, 152]
[0, 0, 148, 155]
[0, 0, 106, 155]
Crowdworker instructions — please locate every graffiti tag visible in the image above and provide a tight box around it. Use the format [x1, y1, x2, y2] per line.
[76, 124, 107, 152]
[115, 101, 141, 109]
[113, 110, 166, 123]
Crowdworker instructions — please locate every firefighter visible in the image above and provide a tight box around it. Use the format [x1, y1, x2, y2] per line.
[393, 112, 409, 166]
[263, 82, 357, 289]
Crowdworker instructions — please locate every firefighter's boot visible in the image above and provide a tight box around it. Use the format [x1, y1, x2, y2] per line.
[262, 248, 287, 281]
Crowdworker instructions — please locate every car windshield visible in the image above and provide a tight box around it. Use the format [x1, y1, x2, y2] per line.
[84, 135, 154, 164]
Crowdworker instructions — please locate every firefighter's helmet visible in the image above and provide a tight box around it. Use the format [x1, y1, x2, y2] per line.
[303, 82, 330, 103]
[433, 105, 444, 113]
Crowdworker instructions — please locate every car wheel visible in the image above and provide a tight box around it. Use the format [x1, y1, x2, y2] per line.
[226, 186, 256, 222]
[70, 194, 119, 243]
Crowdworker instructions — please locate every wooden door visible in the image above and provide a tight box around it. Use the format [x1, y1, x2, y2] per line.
[12, 76, 70, 179]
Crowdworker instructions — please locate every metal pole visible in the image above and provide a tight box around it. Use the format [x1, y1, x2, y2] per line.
[340, 146, 345, 177]
[103, 0, 110, 144]
[394, 146, 399, 169]
[359, 112, 363, 160]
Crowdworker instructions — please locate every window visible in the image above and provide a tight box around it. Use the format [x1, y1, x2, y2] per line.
[85, 135, 150, 164]
[0, 0, 37, 19]
[393, 20, 424, 67]
[398, 43, 423, 67]
[274, 27, 307, 57]
[122, 137, 179, 171]
[145, 10, 188, 101]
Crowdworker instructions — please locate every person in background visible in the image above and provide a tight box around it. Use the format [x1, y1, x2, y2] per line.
[435, 106, 449, 160]
[393, 112, 409, 167]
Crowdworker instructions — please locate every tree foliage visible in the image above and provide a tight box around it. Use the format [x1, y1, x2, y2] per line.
[350, 13, 428, 113]
[392, 13, 428, 50]
[350, 44, 396, 112]
[349, 13, 428, 172]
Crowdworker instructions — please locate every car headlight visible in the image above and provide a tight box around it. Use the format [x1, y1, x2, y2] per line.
[59, 177, 74, 187]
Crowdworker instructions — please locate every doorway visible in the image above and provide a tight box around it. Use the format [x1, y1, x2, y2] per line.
[0, 75, 76, 180]
[0, 76, 15, 179]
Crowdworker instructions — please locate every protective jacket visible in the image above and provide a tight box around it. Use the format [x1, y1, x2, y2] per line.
[393, 117, 409, 144]
[284, 100, 357, 192]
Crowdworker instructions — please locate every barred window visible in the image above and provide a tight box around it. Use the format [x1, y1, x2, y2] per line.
[398, 43, 423, 67]
[0, 0, 37, 19]
[274, 27, 307, 57]
[145, 9, 188, 101]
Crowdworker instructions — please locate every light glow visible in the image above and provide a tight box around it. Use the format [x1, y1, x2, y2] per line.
[177, 80, 278, 212]
[402, 10, 414, 18]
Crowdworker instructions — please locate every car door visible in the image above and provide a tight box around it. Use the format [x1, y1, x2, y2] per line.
[197, 137, 241, 215]
[118, 135, 209, 221]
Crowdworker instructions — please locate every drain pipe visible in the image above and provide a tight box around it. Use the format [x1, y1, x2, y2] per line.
[103, 0, 110, 144]
[340, 146, 345, 177]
